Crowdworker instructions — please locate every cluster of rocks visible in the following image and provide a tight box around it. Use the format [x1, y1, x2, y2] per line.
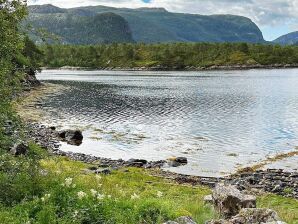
[164, 184, 287, 224]
[228, 170, 298, 199]
[11, 123, 297, 200]
[155, 168, 298, 199]
[22, 123, 188, 170]
[205, 184, 287, 224]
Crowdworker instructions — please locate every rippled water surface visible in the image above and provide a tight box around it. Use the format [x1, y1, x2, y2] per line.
[37, 69, 298, 176]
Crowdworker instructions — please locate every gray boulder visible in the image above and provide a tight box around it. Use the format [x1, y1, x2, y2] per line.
[206, 208, 287, 224]
[212, 184, 256, 218]
[58, 130, 83, 145]
[230, 208, 285, 224]
[167, 157, 188, 167]
[10, 142, 29, 156]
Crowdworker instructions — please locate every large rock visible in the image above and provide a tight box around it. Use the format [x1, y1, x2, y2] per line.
[10, 142, 29, 156]
[230, 208, 285, 224]
[167, 157, 188, 167]
[212, 184, 256, 218]
[127, 158, 148, 167]
[207, 208, 287, 224]
[58, 130, 83, 145]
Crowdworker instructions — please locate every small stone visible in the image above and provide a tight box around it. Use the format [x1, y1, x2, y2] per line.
[167, 157, 188, 167]
[10, 142, 29, 156]
[175, 216, 197, 224]
[204, 195, 213, 204]
[95, 168, 111, 175]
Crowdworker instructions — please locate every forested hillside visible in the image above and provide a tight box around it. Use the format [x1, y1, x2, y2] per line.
[27, 4, 265, 44]
[40, 43, 298, 69]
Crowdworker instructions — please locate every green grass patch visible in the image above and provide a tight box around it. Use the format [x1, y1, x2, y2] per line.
[0, 148, 297, 223]
[258, 194, 298, 224]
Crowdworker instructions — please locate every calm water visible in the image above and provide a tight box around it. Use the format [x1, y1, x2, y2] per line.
[37, 69, 298, 176]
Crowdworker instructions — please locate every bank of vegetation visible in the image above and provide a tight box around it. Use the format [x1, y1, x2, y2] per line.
[40, 43, 298, 69]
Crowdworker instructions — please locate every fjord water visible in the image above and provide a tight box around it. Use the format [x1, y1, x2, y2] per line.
[37, 69, 298, 177]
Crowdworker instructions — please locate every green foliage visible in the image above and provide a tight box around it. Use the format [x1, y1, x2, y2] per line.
[258, 194, 298, 223]
[0, 158, 215, 224]
[26, 4, 265, 44]
[40, 43, 298, 69]
[0, 144, 47, 206]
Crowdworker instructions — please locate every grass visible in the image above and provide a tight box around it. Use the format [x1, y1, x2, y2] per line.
[258, 194, 298, 223]
[0, 149, 297, 224]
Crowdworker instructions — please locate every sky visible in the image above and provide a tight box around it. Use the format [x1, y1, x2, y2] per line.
[27, 0, 298, 41]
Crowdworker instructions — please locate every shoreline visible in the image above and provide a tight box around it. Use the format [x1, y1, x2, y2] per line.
[41, 64, 298, 72]
[26, 122, 298, 199]
[18, 83, 298, 199]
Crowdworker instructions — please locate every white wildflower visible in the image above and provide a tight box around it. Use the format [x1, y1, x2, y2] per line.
[157, 191, 163, 198]
[41, 193, 51, 202]
[97, 194, 105, 200]
[95, 175, 102, 181]
[45, 194, 51, 198]
[64, 177, 73, 187]
[90, 189, 97, 197]
[73, 210, 79, 218]
[131, 193, 140, 200]
[77, 191, 87, 200]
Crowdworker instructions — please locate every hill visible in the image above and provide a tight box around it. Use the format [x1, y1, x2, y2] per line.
[26, 6, 134, 44]
[27, 4, 265, 44]
[274, 31, 298, 45]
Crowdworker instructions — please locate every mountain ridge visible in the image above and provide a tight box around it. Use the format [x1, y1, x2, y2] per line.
[274, 31, 298, 45]
[27, 4, 265, 44]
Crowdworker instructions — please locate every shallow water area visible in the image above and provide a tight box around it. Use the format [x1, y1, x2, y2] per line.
[36, 69, 298, 177]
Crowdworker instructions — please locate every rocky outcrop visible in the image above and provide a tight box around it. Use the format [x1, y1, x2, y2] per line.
[207, 208, 286, 224]
[230, 208, 286, 224]
[228, 169, 298, 199]
[58, 129, 83, 145]
[10, 142, 29, 156]
[206, 184, 287, 224]
[211, 184, 256, 218]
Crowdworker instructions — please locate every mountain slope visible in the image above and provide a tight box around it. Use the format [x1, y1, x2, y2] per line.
[27, 4, 265, 44]
[26, 6, 134, 44]
[274, 31, 298, 45]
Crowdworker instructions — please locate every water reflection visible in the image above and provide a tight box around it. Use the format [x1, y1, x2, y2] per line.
[37, 69, 298, 176]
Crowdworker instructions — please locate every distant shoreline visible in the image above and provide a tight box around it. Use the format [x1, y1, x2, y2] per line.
[40, 64, 298, 72]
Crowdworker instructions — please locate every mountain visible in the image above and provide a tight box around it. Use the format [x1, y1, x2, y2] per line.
[26, 5, 134, 44]
[274, 31, 298, 45]
[27, 4, 265, 44]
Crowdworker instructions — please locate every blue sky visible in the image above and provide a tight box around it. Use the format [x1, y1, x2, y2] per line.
[28, 0, 298, 41]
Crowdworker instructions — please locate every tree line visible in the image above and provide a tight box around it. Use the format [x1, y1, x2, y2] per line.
[40, 43, 298, 69]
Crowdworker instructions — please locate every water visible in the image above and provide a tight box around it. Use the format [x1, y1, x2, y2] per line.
[36, 69, 298, 176]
